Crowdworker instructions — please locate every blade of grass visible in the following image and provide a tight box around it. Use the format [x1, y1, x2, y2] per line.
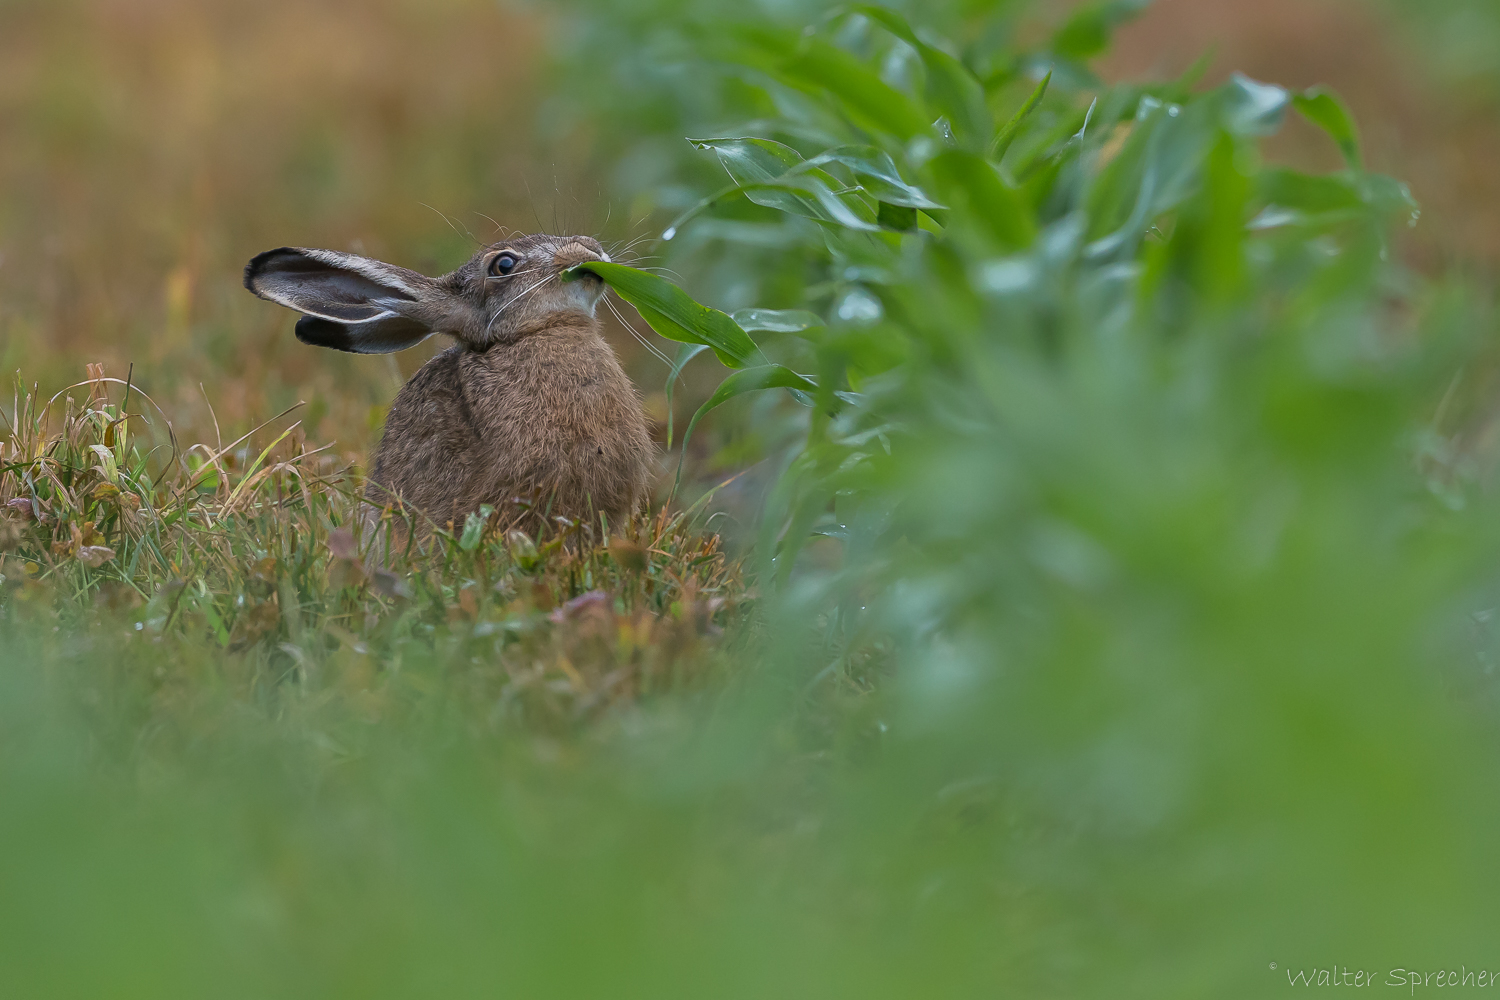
[221, 423, 300, 514]
[161, 402, 304, 513]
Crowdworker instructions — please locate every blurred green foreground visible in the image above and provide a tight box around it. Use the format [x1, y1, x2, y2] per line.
[6, 1, 1500, 997]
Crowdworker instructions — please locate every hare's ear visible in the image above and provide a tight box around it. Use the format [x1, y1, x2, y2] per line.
[244, 247, 444, 354]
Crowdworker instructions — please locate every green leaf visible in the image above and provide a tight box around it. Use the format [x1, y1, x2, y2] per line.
[1257, 172, 1416, 232]
[846, 6, 991, 146]
[459, 504, 494, 552]
[769, 174, 882, 229]
[780, 36, 932, 141]
[1192, 131, 1253, 303]
[877, 202, 918, 231]
[1221, 74, 1289, 138]
[692, 365, 818, 422]
[797, 145, 945, 209]
[1293, 86, 1363, 170]
[1085, 99, 1173, 245]
[730, 308, 825, 334]
[675, 365, 820, 492]
[1253, 168, 1419, 231]
[680, 140, 940, 240]
[89, 444, 119, 484]
[664, 343, 709, 450]
[207, 604, 231, 648]
[1355, 173, 1418, 219]
[925, 150, 1036, 250]
[186, 454, 220, 491]
[693, 136, 804, 186]
[1086, 92, 1249, 257]
[563, 261, 762, 369]
[1169, 50, 1215, 97]
[989, 70, 1051, 162]
[682, 138, 882, 233]
[1256, 169, 1364, 215]
[661, 180, 879, 237]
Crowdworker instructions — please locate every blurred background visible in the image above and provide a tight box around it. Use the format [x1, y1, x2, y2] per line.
[2, 0, 1497, 463]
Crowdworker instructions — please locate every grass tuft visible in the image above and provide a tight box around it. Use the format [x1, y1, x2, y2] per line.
[1, 368, 748, 729]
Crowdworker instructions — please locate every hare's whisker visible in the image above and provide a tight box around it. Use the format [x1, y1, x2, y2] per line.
[499, 265, 548, 280]
[485, 273, 555, 336]
[473, 212, 510, 238]
[504, 273, 557, 312]
[616, 234, 654, 256]
[608, 299, 672, 368]
[636, 266, 685, 281]
[482, 270, 549, 335]
[605, 296, 672, 369]
[421, 202, 480, 248]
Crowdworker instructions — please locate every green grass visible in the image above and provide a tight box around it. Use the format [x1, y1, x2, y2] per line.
[6, 1, 1500, 996]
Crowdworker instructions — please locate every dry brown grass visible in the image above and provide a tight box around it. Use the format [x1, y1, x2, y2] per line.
[0, 365, 748, 728]
[0, 0, 639, 458]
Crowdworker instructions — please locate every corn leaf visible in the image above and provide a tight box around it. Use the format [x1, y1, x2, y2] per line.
[1293, 86, 1363, 170]
[675, 365, 819, 491]
[845, 6, 990, 147]
[563, 261, 762, 369]
[687, 137, 884, 231]
[664, 343, 710, 449]
[990, 70, 1052, 162]
[796, 145, 945, 209]
[1222, 74, 1289, 138]
[926, 150, 1036, 250]
[779, 36, 931, 141]
[731, 308, 826, 335]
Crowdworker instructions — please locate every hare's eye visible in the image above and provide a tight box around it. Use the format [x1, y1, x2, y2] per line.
[488, 253, 519, 277]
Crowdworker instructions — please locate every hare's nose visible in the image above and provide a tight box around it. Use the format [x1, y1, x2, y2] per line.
[555, 240, 608, 268]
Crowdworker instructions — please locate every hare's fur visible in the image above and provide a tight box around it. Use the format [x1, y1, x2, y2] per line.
[370, 324, 651, 528]
[245, 233, 653, 533]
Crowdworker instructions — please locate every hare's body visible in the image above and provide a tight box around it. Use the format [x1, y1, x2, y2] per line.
[245, 233, 653, 533]
[371, 323, 652, 528]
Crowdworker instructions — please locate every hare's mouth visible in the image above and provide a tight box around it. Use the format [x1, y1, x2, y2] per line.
[542, 271, 607, 316]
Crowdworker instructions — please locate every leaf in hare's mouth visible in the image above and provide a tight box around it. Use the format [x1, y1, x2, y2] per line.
[559, 260, 762, 369]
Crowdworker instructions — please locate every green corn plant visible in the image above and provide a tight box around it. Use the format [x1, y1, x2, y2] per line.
[542, 1, 1500, 979]
[561, 7, 1420, 602]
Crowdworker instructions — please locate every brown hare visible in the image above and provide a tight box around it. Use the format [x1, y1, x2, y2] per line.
[244, 234, 653, 534]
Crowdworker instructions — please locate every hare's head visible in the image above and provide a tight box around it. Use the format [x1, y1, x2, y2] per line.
[244, 233, 610, 353]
